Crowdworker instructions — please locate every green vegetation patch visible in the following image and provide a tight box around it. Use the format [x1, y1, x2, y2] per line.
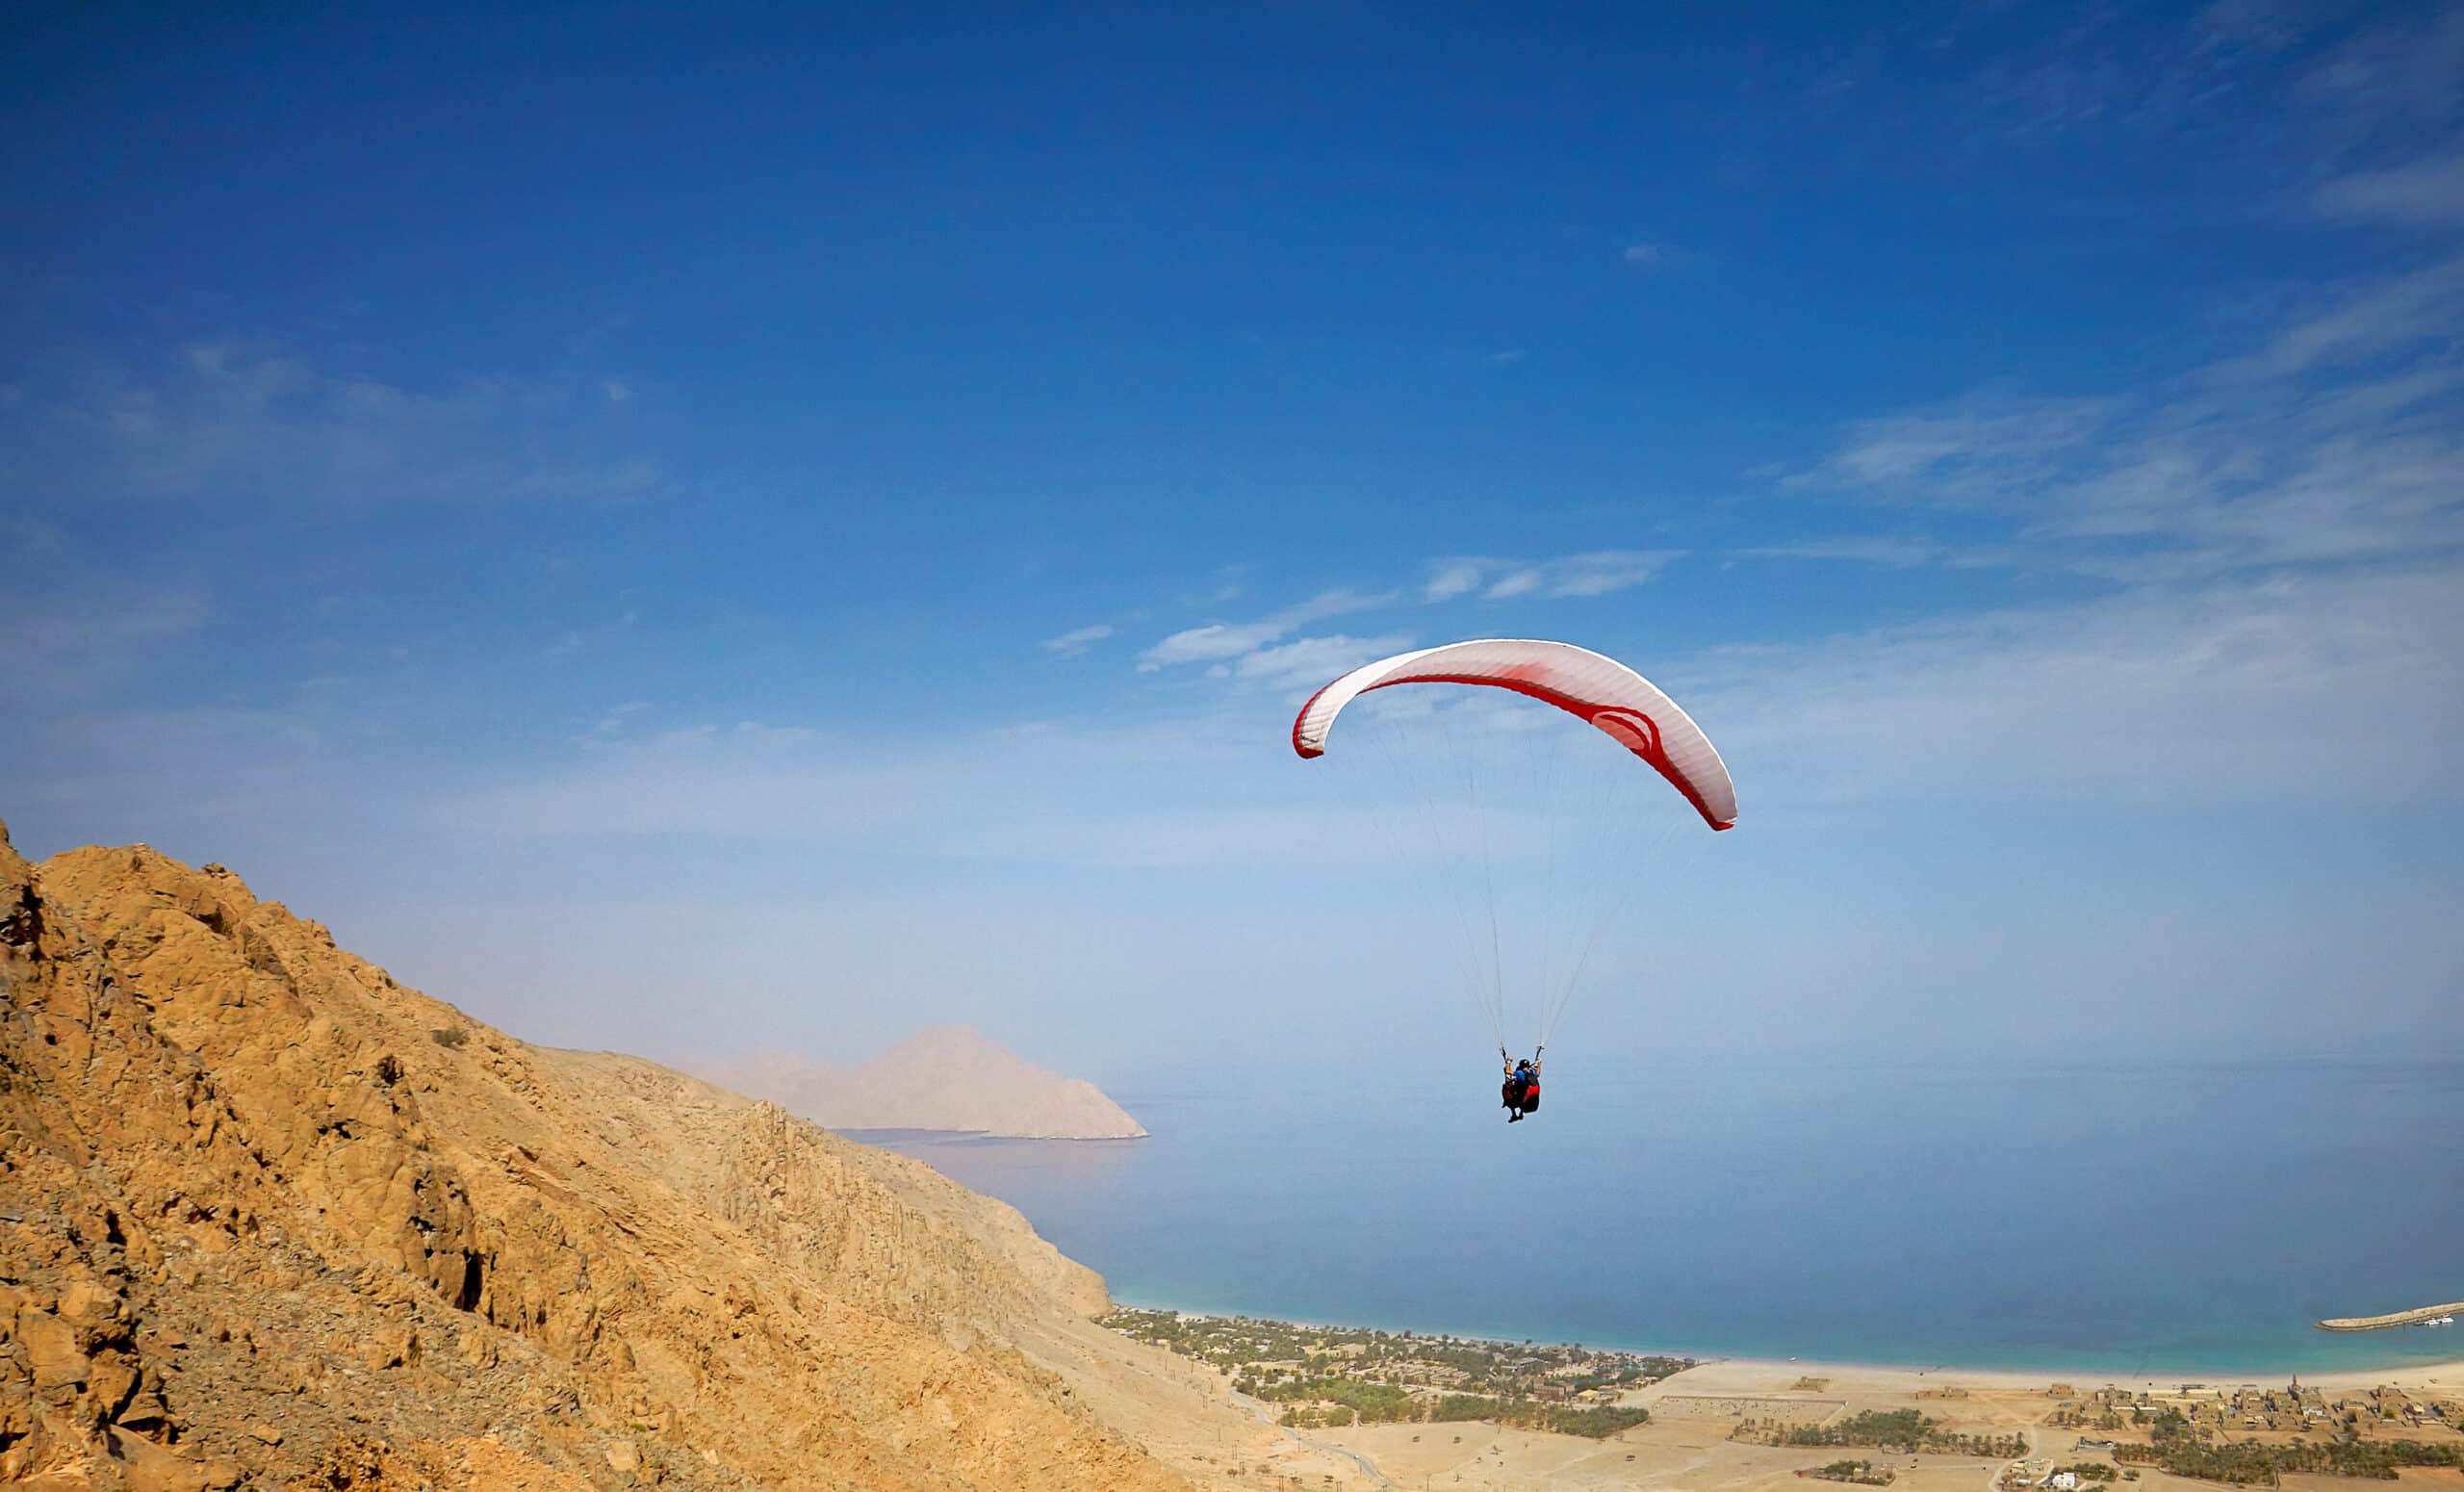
[1245, 1376, 1419, 1425]
[2115, 1428, 2464, 1484]
[1814, 1457, 1894, 1484]
[1770, 1409, 1936, 1451]
[1532, 1403, 1654, 1438]
[1742, 1410, 2024, 1459]
[1101, 1306, 1686, 1441]
[1424, 1395, 1650, 1436]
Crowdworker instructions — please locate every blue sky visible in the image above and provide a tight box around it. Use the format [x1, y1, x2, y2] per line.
[5, 2, 2460, 1083]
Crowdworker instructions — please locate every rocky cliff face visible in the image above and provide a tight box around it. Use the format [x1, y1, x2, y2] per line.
[0, 820, 1210, 1491]
[696, 1028, 1148, 1140]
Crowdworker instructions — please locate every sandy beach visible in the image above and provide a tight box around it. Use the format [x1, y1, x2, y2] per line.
[1655, 1354, 2464, 1395]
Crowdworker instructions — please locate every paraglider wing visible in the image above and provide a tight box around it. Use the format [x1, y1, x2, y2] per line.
[1291, 638, 1737, 830]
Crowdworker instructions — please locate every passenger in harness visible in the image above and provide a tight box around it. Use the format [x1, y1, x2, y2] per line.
[1500, 1048, 1542, 1122]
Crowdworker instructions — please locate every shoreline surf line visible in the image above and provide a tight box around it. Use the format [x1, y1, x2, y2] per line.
[1103, 1299, 2464, 1383]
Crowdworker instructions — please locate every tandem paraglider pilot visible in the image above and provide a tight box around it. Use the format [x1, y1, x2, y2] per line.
[1291, 640, 1739, 1136]
[1502, 1049, 1542, 1122]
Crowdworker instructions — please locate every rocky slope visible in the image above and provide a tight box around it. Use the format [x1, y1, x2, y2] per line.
[695, 1028, 1147, 1140]
[0, 820, 1299, 1491]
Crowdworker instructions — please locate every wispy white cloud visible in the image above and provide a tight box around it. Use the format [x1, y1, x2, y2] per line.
[2191, 0, 2309, 60]
[1778, 0, 2463, 207]
[1622, 243, 1672, 269]
[434, 712, 1382, 872]
[1423, 561, 1485, 602]
[0, 340, 659, 510]
[1546, 551, 1679, 597]
[1182, 570, 1245, 607]
[1229, 632, 1415, 691]
[1149, 553, 1681, 696]
[2318, 150, 2464, 222]
[1040, 623, 1115, 657]
[1137, 587, 1395, 671]
[1423, 552, 1681, 603]
[1694, 562, 2464, 810]
[0, 585, 210, 703]
[1810, 398, 2112, 500]
[2297, 2, 2464, 125]
[1730, 239, 2464, 818]
[1734, 535, 2000, 569]
[1789, 255, 2464, 579]
[2252, 257, 2464, 373]
[432, 542, 2464, 878]
[583, 701, 654, 741]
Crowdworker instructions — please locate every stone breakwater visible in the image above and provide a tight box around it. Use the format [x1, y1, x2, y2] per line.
[2315, 1301, 2464, 1331]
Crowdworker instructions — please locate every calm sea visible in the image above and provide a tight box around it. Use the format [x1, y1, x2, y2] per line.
[859, 1059, 2463, 1376]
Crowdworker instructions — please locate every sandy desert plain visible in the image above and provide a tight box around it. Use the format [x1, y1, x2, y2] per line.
[1105, 1348, 2464, 1492]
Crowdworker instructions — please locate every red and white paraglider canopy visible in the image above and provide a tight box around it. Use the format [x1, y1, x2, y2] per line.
[1291, 638, 1737, 830]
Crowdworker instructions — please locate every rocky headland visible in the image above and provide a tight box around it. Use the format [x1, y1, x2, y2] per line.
[692, 1026, 1147, 1141]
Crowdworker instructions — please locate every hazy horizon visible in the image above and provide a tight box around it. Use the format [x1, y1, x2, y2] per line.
[6, 3, 2461, 1089]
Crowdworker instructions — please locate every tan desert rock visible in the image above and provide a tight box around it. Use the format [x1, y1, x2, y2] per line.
[0, 818, 1291, 1491]
[17, 1309, 87, 1398]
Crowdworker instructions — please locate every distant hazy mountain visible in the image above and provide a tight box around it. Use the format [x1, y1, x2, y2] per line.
[697, 1026, 1148, 1139]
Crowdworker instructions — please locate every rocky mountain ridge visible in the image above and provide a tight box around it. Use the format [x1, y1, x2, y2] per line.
[0, 819, 1283, 1491]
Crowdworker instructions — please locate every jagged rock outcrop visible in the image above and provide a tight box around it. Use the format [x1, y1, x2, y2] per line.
[0, 819, 1211, 1490]
[695, 1028, 1148, 1140]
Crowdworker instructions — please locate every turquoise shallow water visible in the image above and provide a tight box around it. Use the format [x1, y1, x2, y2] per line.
[860, 1059, 2463, 1376]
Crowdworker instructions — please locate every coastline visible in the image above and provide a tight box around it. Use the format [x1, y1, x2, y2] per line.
[879, 1069, 2464, 1402]
[1112, 1297, 2464, 1388]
